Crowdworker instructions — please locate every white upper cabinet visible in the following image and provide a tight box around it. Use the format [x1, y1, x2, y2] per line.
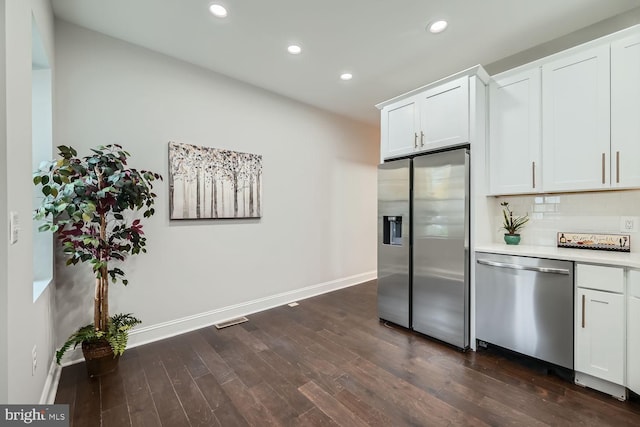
[542, 45, 611, 192]
[418, 76, 469, 148]
[377, 66, 487, 162]
[488, 68, 541, 194]
[611, 33, 640, 188]
[383, 96, 420, 159]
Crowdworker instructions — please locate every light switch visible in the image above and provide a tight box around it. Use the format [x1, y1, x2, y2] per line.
[10, 211, 19, 244]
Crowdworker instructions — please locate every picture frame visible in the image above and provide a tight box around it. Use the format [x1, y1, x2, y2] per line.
[168, 141, 263, 219]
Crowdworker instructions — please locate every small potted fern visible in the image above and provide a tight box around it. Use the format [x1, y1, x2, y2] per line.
[55, 313, 141, 371]
[500, 201, 529, 245]
[34, 144, 161, 376]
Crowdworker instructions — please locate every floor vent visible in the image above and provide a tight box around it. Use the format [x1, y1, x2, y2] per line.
[214, 316, 248, 329]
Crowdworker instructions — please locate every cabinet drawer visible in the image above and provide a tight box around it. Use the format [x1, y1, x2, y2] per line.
[576, 264, 624, 293]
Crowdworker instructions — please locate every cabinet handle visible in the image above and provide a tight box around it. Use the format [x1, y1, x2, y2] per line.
[420, 131, 425, 147]
[601, 153, 606, 185]
[581, 294, 585, 328]
[414, 133, 418, 149]
[616, 151, 620, 184]
[532, 162, 536, 189]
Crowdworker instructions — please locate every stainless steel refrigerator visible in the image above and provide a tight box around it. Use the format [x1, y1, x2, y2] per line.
[378, 148, 470, 349]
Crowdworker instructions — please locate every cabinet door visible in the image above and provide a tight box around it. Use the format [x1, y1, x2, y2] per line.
[575, 288, 624, 385]
[419, 76, 469, 150]
[489, 68, 541, 194]
[611, 34, 640, 188]
[381, 97, 419, 160]
[628, 295, 640, 394]
[542, 46, 610, 192]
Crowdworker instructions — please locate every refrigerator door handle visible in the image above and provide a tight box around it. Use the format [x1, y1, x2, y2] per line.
[464, 150, 470, 250]
[477, 259, 570, 275]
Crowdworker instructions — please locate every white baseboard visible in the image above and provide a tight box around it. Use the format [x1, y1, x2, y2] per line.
[60, 271, 376, 366]
[39, 359, 62, 404]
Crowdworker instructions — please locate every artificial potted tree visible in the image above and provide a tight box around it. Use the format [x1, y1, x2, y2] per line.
[500, 201, 529, 245]
[34, 144, 161, 376]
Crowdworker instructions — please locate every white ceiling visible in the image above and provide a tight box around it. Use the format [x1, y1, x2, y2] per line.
[51, 0, 640, 125]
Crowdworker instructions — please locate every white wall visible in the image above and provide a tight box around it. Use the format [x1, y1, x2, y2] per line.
[486, 6, 640, 74]
[54, 21, 379, 359]
[1, 0, 57, 404]
[0, 0, 9, 405]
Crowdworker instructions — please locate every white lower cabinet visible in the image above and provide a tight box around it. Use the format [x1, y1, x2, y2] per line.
[574, 264, 626, 400]
[627, 270, 640, 395]
[575, 288, 625, 383]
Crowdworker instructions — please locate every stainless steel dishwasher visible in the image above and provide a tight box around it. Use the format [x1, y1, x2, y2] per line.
[476, 253, 574, 369]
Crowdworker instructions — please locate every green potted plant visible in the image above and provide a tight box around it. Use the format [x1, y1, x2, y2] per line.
[33, 144, 161, 376]
[500, 201, 529, 245]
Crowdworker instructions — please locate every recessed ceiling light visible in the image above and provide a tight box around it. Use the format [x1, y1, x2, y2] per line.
[428, 20, 448, 34]
[209, 4, 228, 18]
[340, 73, 353, 81]
[287, 45, 302, 55]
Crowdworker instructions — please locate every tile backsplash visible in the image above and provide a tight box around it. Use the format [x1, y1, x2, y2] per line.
[489, 190, 640, 252]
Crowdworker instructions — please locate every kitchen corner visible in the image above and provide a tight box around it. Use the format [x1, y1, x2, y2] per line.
[476, 189, 640, 402]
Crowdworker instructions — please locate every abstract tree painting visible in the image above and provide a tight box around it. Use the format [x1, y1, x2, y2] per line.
[168, 141, 263, 219]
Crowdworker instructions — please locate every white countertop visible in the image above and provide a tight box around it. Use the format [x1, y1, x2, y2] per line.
[475, 244, 640, 269]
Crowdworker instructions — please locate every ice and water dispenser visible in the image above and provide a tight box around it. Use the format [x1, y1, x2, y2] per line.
[383, 216, 403, 246]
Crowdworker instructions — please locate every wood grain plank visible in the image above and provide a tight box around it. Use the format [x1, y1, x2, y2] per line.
[194, 373, 249, 427]
[298, 380, 369, 427]
[240, 343, 314, 414]
[54, 363, 82, 427]
[200, 328, 265, 388]
[430, 353, 577, 425]
[336, 371, 420, 426]
[333, 388, 394, 427]
[71, 374, 101, 427]
[345, 357, 462, 426]
[171, 333, 210, 379]
[159, 344, 218, 427]
[220, 377, 279, 426]
[185, 329, 236, 385]
[100, 370, 127, 411]
[139, 349, 191, 427]
[119, 356, 162, 427]
[249, 382, 299, 425]
[296, 407, 339, 426]
[101, 403, 131, 427]
[230, 323, 269, 352]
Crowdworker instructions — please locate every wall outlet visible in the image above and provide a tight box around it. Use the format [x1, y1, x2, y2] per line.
[9, 211, 19, 245]
[621, 216, 639, 233]
[32, 345, 37, 376]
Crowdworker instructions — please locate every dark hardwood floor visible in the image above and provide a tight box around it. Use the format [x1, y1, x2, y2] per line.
[55, 280, 640, 426]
